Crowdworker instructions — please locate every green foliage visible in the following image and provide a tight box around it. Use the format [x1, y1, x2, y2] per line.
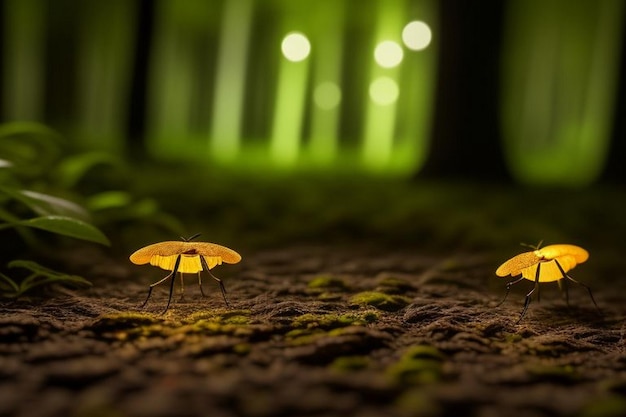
[0, 260, 92, 298]
[0, 122, 111, 298]
[0, 122, 110, 245]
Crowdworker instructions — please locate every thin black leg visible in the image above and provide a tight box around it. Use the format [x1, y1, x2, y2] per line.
[200, 256, 230, 308]
[141, 266, 177, 308]
[497, 276, 525, 307]
[141, 255, 181, 313]
[162, 255, 182, 314]
[517, 263, 541, 324]
[197, 271, 208, 297]
[554, 260, 600, 313]
[557, 277, 570, 307]
[179, 272, 185, 301]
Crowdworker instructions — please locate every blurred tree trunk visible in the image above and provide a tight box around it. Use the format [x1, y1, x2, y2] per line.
[419, 0, 511, 182]
[127, 0, 155, 158]
[600, 14, 626, 185]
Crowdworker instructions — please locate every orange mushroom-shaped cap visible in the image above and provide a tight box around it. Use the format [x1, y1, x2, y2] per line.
[496, 244, 589, 283]
[130, 241, 241, 274]
[535, 244, 588, 264]
[495, 251, 541, 277]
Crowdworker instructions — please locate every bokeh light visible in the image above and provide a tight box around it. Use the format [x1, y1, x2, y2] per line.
[374, 40, 403, 68]
[402, 21, 432, 51]
[369, 76, 399, 105]
[281, 32, 311, 62]
[313, 82, 341, 110]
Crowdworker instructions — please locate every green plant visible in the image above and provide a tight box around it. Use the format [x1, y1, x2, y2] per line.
[0, 122, 109, 298]
[53, 150, 182, 232]
[0, 260, 92, 298]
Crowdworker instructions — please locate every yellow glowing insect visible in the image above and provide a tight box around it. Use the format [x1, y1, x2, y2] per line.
[130, 233, 241, 313]
[495, 243, 598, 322]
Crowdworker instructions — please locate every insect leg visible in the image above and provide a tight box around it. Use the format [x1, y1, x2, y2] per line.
[197, 271, 208, 297]
[141, 270, 176, 308]
[554, 260, 600, 312]
[200, 256, 230, 308]
[517, 263, 541, 323]
[557, 278, 570, 307]
[496, 276, 525, 307]
[162, 255, 182, 314]
[179, 272, 185, 300]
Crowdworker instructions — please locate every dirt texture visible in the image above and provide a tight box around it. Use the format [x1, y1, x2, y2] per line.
[1, 242, 625, 417]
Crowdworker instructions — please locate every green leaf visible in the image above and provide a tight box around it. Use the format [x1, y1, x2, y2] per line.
[19, 190, 90, 220]
[0, 272, 19, 294]
[0, 121, 63, 140]
[86, 190, 133, 211]
[19, 215, 110, 246]
[0, 186, 90, 220]
[7, 260, 92, 296]
[0, 122, 63, 174]
[55, 152, 123, 189]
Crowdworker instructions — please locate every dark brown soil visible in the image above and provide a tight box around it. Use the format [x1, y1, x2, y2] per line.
[2, 242, 625, 417]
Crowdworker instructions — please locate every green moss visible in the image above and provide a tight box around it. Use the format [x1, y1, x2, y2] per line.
[403, 345, 446, 362]
[285, 329, 326, 346]
[526, 364, 580, 383]
[111, 323, 169, 341]
[291, 311, 379, 330]
[175, 310, 253, 336]
[285, 328, 313, 339]
[579, 396, 626, 417]
[187, 309, 251, 324]
[317, 292, 343, 301]
[89, 313, 164, 340]
[503, 332, 523, 343]
[394, 388, 442, 417]
[330, 356, 371, 372]
[93, 312, 161, 327]
[350, 291, 411, 312]
[439, 258, 462, 271]
[375, 276, 415, 295]
[307, 275, 349, 290]
[233, 343, 251, 355]
[388, 358, 442, 385]
[387, 345, 445, 385]
[285, 325, 372, 347]
[177, 320, 253, 337]
[221, 314, 250, 325]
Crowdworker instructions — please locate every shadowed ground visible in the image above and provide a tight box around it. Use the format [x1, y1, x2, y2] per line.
[1, 175, 626, 417]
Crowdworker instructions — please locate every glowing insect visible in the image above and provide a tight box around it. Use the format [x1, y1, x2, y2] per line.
[129, 233, 241, 313]
[495, 243, 598, 323]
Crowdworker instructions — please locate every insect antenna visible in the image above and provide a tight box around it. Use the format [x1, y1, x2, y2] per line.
[519, 240, 543, 251]
[181, 233, 202, 242]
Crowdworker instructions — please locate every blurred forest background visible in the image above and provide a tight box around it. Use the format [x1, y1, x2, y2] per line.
[0, 0, 625, 257]
[1, 0, 624, 185]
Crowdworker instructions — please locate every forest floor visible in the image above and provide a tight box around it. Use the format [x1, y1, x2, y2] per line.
[1, 174, 626, 417]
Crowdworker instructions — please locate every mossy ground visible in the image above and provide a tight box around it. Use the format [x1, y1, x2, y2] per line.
[2, 173, 626, 417]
